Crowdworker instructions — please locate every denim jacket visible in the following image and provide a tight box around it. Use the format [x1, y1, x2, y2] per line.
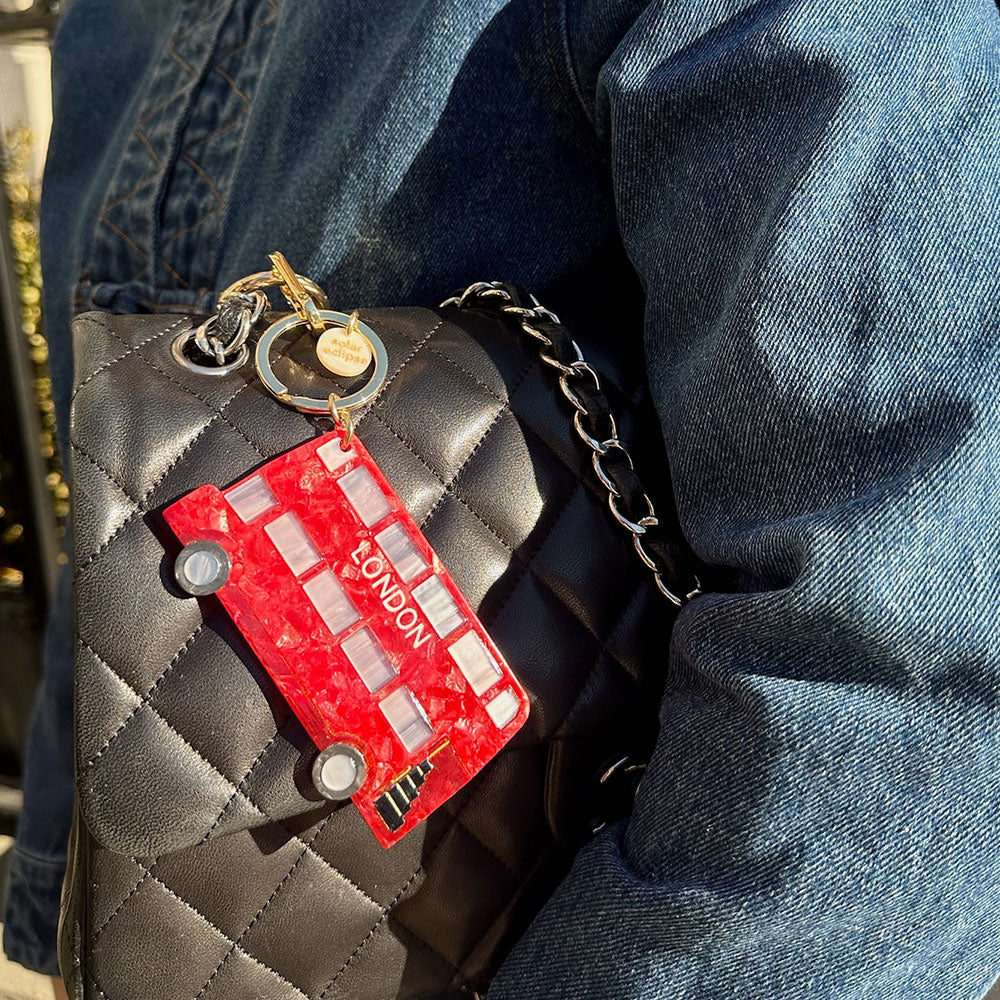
[6, 0, 1000, 996]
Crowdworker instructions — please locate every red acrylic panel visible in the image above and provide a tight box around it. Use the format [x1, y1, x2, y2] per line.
[162, 429, 530, 847]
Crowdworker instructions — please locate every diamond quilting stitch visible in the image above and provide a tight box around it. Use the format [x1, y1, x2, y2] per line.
[73, 303, 660, 999]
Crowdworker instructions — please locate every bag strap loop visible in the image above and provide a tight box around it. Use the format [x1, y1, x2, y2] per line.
[441, 280, 705, 606]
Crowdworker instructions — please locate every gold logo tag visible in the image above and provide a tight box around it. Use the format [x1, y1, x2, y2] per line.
[316, 325, 373, 377]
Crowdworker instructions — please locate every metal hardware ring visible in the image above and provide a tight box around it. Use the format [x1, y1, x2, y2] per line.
[255, 310, 388, 415]
[171, 329, 250, 376]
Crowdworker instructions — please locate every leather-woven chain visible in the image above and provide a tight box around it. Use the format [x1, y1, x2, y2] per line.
[441, 281, 703, 607]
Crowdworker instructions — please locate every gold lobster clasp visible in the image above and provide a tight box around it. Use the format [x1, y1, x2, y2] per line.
[269, 251, 325, 332]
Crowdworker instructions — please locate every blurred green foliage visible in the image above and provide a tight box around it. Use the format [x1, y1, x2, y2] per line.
[1, 126, 66, 591]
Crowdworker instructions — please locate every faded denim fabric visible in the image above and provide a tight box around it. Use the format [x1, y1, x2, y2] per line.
[2, 569, 74, 975]
[4, 0, 1000, 996]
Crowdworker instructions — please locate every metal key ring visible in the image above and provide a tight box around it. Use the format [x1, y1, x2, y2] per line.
[255, 310, 388, 415]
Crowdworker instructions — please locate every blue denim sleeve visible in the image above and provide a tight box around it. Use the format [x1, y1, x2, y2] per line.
[2, 568, 75, 977]
[492, 2, 1000, 997]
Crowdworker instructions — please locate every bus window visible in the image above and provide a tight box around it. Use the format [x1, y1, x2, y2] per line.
[303, 569, 360, 636]
[339, 465, 391, 526]
[224, 474, 278, 523]
[449, 630, 502, 696]
[264, 511, 321, 576]
[412, 575, 465, 638]
[379, 686, 434, 753]
[374, 521, 428, 583]
[341, 626, 396, 693]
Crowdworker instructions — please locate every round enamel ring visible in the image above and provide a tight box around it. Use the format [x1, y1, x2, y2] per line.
[255, 310, 388, 415]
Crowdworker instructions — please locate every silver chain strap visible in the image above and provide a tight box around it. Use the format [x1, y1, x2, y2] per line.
[441, 281, 702, 607]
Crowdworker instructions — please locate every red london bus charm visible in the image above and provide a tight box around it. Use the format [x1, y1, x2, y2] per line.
[163, 429, 530, 847]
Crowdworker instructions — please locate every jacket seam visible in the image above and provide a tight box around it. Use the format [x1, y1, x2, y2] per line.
[541, 0, 597, 134]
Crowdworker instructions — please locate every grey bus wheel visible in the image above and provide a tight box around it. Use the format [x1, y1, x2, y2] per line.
[313, 743, 367, 801]
[175, 540, 231, 596]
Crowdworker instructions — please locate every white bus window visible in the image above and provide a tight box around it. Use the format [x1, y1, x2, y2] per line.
[379, 686, 434, 754]
[341, 626, 396, 693]
[224, 475, 278, 523]
[374, 521, 428, 583]
[485, 688, 520, 729]
[338, 465, 391, 527]
[317, 438, 355, 473]
[449, 631, 501, 696]
[303, 569, 360, 636]
[412, 575, 465, 638]
[265, 511, 321, 576]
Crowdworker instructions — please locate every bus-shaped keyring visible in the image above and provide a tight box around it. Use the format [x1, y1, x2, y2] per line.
[164, 256, 530, 847]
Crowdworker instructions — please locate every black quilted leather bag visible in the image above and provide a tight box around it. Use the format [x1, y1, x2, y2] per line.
[61, 292, 697, 1000]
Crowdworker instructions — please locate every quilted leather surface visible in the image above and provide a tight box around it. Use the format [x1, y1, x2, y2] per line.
[65, 305, 673, 999]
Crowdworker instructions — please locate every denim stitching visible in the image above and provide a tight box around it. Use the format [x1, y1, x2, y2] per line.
[133, 128, 164, 169]
[211, 64, 251, 106]
[180, 115, 244, 151]
[92, 1, 232, 283]
[94, 12, 202, 261]
[100, 216, 148, 261]
[7, 843, 71, 867]
[166, 41, 198, 77]
[160, 257, 191, 288]
[181, 152, 225, 204]
[217, 9, 280, 63]
[159, 202, 226, 248]
[158, 3, 280, 283]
